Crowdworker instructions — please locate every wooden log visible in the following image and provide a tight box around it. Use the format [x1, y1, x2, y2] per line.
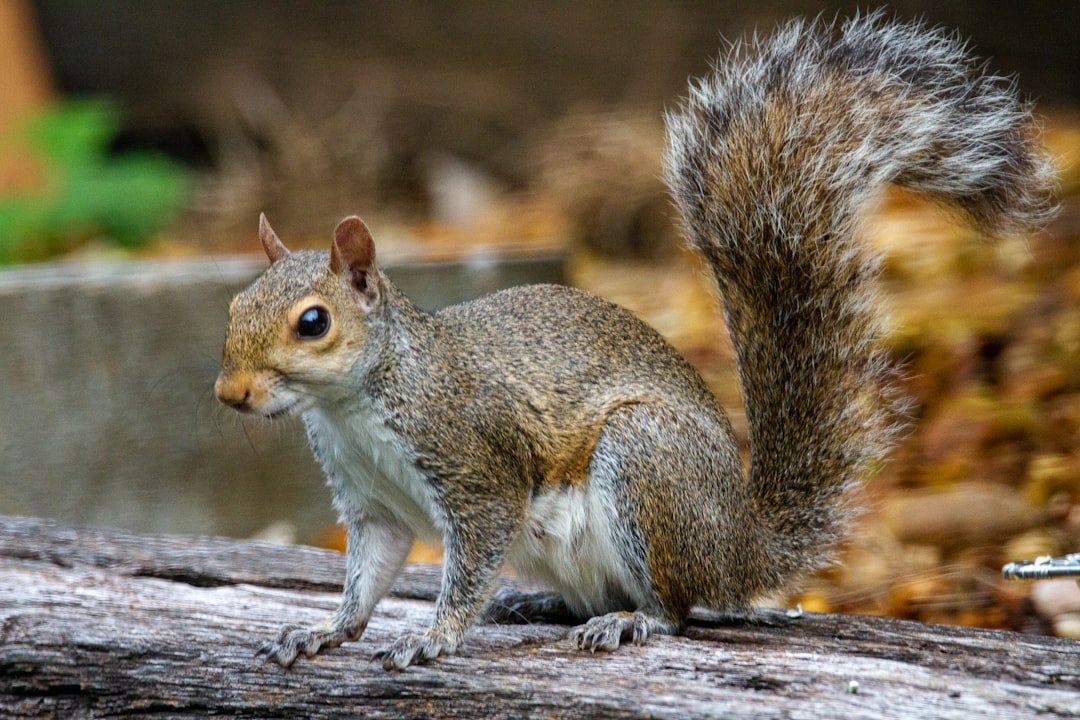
[1, 515, 1078, 719]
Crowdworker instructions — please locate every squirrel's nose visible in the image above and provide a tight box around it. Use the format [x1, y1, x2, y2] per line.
[215, 375, 252, 412]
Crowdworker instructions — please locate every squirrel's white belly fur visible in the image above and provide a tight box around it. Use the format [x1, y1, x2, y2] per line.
[303, 400, 445, 542]
[506, 482, 642, 616]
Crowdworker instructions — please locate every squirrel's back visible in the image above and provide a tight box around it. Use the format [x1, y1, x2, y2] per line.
[436, 283, 713, 397]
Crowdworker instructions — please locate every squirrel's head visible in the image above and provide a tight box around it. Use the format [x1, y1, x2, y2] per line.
[214, 213, 385, 417]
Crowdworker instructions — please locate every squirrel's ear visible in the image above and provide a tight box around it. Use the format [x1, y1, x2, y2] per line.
[330, 215, 380, 308]
[259, 213, 290, 264]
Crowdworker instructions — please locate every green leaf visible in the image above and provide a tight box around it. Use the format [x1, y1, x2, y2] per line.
[0, 100, 190, 262]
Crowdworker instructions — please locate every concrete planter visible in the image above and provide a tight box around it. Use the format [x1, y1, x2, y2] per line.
[0, 251, 563, 543]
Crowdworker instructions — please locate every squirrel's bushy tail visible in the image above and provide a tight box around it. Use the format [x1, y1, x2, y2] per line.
[664, 13, 1056, 585]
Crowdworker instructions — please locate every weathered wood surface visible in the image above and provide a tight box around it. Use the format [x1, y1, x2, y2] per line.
[1, 515, 1078, 719]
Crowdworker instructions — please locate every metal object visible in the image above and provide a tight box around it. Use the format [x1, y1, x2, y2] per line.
[1002, 554, 1080, 580]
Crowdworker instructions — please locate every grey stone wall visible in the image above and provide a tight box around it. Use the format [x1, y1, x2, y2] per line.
[0, 252, 562, 542]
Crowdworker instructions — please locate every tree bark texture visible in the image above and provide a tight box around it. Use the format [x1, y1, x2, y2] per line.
[1, 515, 1078, 719]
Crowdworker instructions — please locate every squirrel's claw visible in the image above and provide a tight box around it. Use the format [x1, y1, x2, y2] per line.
[571, 611, 679, 653]
[256, 622, 355, 668]
[372, 629, 457, 671]
[571, 611, 645, 652]
[255, 624, 306, 668]
[255, 641, 295, 668]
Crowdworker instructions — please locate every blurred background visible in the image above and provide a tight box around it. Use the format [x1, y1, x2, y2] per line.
[3, 0, 1080, 639]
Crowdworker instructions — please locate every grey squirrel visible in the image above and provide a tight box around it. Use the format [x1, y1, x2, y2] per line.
[215, 14, 1055, 670]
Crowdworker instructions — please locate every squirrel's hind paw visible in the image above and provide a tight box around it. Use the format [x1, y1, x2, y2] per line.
[570, 611, 678, 653]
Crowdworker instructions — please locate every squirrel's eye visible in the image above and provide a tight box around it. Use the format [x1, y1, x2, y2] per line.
[296, 306, 330, 339]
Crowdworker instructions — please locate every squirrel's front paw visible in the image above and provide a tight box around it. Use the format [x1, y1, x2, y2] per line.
[256, 620, 362, 667]
[372, 629, 457, 671]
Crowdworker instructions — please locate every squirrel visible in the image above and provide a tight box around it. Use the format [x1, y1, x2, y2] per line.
[215, 14, 1055, 671]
